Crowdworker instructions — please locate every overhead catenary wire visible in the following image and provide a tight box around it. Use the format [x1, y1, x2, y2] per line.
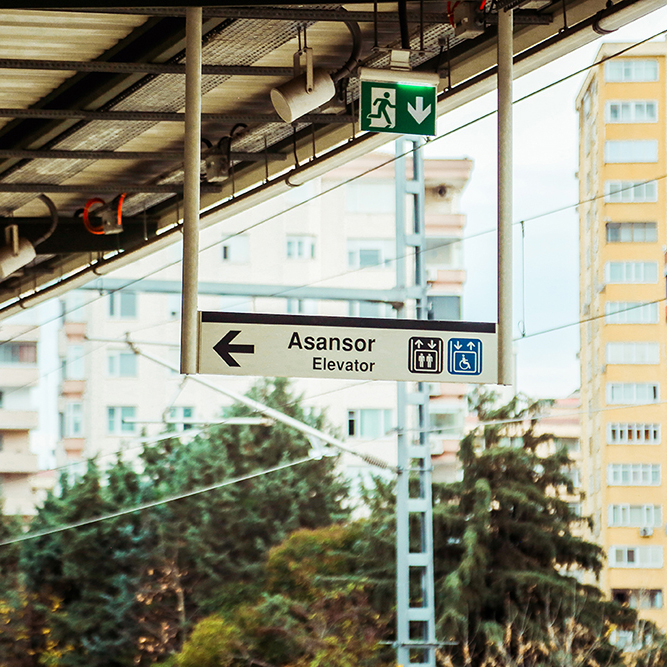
[0, 456, 318, 547]
[1, 26, 666, 344]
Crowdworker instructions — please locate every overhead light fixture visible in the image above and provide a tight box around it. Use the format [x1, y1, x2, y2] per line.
[271, 68, 336, 123]
[271, 20, 361, 123]
[0, 194, 58, 279]
[0, 224, 35, 280]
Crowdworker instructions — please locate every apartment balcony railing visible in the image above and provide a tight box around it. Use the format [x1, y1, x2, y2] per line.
[0, 365, 39, 387]
[0, 408, 38, 430]
[0, 450, 39, 474]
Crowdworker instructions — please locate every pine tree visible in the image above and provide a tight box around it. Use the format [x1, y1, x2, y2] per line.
[19, 377, 349, 666]
[435, 390, 635, 667]
[21, 459, 153, 667]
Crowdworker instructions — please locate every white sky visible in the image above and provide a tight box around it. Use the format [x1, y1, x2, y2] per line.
[424, 7, 667, 398]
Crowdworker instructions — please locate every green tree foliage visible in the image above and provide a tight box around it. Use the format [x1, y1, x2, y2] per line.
[161, 524, 392, 667]
[435, 390, 635, 667]
[17, 378, 348, 667]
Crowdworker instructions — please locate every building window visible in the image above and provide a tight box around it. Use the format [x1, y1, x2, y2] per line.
[430, 409, 464, 439]
[108, 292, 137, 319]
[428, 295, 461, 321]
[286, 235, 316, 260]
[347, 239, 394, 269]
[606, 222, 657, 243]
[64, 345, 85, 379]
[107, 350, 137, 377]
[605, 302, 658, 324]
[607, 423, 660, 445]
[64, 402, 83, 438]
[606, 100, 658, 123]
[0, 342, 37, 365]
[563, 467, 582, 488]
[555, 438, 580, 454]
[606, 342, 659, 365]
[168, 407, 194, 431]
[221, 235, 250, 263]
[344, 181, 394, 214]
[604, 181, 657, 203]
[568, 502, 583, 517]
[348, 301, 391, 318]
[425, 237, 461, 269]
[612, 589, 663, 610]
[347, 409, 393, 439]
[609, 546, 663, 568]
[607, 464, 660, 486]
[608, 505, 662, 528]
[605, 140, 658, 163]
[285, 299, 318, 315]
[107, 406, 136, 434]
[607, 383, 659, 405]
[605, 261, 658, 283]
[605, 59, 658, 82]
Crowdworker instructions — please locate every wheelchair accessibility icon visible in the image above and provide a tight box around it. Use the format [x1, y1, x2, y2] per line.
[447, 338, 482, 376]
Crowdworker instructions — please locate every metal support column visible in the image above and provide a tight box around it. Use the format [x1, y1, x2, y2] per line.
[497, 7, 514, 385]
[395, 137, 436, 667]
[180, 7, 203, 374]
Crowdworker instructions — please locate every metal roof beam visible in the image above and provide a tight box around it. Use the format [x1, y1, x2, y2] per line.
[0, 59, 292, 77]
[0, 183, 221, 194]
[0, 109, 355, 124]
[51, 5, 552, 24]
[0, 148, 286, 162]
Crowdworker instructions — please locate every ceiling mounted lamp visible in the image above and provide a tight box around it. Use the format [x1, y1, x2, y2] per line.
[0, 194, 57, 279]
[271, 20, 361, 123]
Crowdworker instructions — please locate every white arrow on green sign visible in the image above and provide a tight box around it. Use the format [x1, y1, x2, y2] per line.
[360, 79, 437, 136]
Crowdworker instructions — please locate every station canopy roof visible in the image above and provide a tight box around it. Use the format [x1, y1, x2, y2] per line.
[0, 0, 659, 318]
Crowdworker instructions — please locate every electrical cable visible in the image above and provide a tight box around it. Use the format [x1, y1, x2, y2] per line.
[0, 456, 317, 547]
[1, 27, 665, 350]
[0, 29, 665, 415]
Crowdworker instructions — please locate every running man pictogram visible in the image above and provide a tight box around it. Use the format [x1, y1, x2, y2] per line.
[367, 87, 396, 128]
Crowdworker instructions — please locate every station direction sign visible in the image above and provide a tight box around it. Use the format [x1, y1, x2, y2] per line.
[197, 312, 498, 384]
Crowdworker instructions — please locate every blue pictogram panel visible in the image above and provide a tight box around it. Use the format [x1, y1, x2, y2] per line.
[447, 338, 482, 375]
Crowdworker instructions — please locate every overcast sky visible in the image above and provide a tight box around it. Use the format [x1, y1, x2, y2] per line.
[423, 7, 667, 398]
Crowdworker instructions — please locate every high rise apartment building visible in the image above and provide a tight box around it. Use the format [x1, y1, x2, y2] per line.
[0, 321, 45, 518]
[577, 42, 667, 634]
[52, 151, 472, 486]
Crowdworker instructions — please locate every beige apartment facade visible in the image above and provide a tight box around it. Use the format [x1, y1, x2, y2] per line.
[0, 323, 42, 518]
[577, 41, 667, 634]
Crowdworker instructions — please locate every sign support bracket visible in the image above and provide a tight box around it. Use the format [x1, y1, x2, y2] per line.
[497, 7, 514, 385]
[180, 7, 202, 374]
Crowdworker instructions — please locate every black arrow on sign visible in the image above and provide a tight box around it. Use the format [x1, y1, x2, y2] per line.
[213, 330, 255, 367]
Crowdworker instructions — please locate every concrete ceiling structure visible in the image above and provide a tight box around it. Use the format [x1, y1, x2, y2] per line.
[0, 0, 662, 319]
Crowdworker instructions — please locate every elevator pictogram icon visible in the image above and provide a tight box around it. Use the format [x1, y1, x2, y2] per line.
[408, 336, 443, 374]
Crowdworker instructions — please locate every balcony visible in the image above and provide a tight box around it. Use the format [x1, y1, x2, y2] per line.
[62, 438, 85, 457]
[61, 379, 86, 396]
[0, 450, 38, 474]
[64, 321, 86, 337]
[0, 408, 38, 430]
[0, 365, 39, 387]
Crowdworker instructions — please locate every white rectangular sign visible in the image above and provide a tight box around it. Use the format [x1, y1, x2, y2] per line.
[197, 312, 498, 384]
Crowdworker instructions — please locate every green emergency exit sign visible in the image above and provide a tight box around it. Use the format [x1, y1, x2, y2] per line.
[360, 80, 437, 136]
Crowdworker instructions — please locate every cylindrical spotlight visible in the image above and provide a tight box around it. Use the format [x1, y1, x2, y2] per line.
[271, 69, 335, 123]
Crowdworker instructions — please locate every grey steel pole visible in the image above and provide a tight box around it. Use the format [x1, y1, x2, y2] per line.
[497, 7, 513, 386]
[395, 137, 435, 667]
[180, 7, 202, 374]
[395, 138, 410, 667]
